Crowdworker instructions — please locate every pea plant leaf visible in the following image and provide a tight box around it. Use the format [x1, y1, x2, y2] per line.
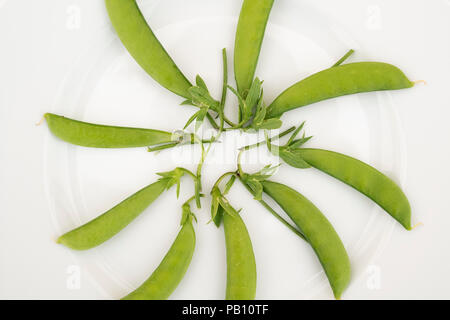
[240, 164, 280, 200]
[223, 175, 236, 195]
[288, 135, 313, 148]
[251, 97, 266, 126]
[241, 78, 263, 124]
[183, 110, 201, 130]
[246, 179, 263, 200]
[181, 201, 198, 226]
[241, 86, 282, 131]
[156, 167, 186, 195]
[213, 205, 225, 227]
[188, 86, 219, 112]
[263, 122, 313, 169]
[210, 186, 223, 227]
[183, 76, 222, 132]
[180, 99, 194, 106]
[253, 118, 283, 130]
[195, 75, 209, 91]
[279, 148, 311, 169]
[195, 107, 209, 132]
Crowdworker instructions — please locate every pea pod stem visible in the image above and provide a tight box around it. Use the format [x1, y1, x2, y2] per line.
[213, 172, 237, 191]
[206, 113, 220, 129]
[147, 140, 217, 152]
[57, 179, 169, 250]
[332, 49, 355, 67]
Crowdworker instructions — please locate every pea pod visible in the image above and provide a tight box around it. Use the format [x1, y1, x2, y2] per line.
[266, 62, 414, 118]
[234, 0, 274, 96]
[284, 148, 412, 230]
[261, 180, 351, 299]
[218, 198, 257, 300]
[105, 0, 192, 98]
[45, 113, 173, 148]
[122, 212, 196, 300]
[57, 166, 190, 250]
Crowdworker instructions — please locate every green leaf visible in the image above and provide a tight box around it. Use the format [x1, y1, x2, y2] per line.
[223, 175, 236, 195]
[195, 107, 209, 132]
[255, 118, 282, 130]
[250, 97, 266, 128]
[259, 164, 281, 177]
[217, 197, 239, 219]
[180, 99, 194, 106]
[188, 86, 219, 112]
[213, 205, 224, 227]
[279, 148, 311, 169]
[181, 202, 197, 225]
[195, 75, 208, 91]
[287, 122, 305, 145]
[246, 179, 263, 201]
[183, 110, 201, 129]
[227, 85, 245, 118]
[210, 187, 223, 227]
[243, 78, 262, 122]
[289, 136, 313, 148]
[156, 167, 185, 190]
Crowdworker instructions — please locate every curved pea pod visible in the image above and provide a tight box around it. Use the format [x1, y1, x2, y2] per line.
[234, 0, 274, 96]
[122, 216, 195, 300]
[288, 148, 412, 230]
[218, 199, 257, 300]
[57, 179, 169, 250]
[266, 62, 414, 118]
[261, 180, 351, 299]
[105, 0, 192, 98]
[45, 113, 173, 148]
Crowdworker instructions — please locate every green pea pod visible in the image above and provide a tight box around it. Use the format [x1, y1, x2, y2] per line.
[218, 199, 257, 300]
[261, 180, 351, 299]
[266, 62, 414, 118]
[45, 113, 173, 148]
[57, 179, 169, 250]
[288, 148, 412, 230]
[122, 217, 195, 300]
[105, 0, 192, 98]
[234, 0, 274, 96]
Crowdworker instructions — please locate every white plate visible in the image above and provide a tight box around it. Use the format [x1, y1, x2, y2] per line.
[43, 0, 408, 299]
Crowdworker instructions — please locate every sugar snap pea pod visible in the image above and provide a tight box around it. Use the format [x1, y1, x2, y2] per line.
[45, 113, 173, 148]
[122, 208, 196, 300]
[234, 0, 274, 96]
[105, 0, 192, 98]
[266, 62, 414, 118]
[57, 167, 191, 250]
[57, 179, 169, 250]
[218, 198, 257, 300]
[261, 180, 351, 299]
[287, 148, 412, 230]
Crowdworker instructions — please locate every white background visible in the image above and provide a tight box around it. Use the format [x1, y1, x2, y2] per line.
[1, 0, 449, 299]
